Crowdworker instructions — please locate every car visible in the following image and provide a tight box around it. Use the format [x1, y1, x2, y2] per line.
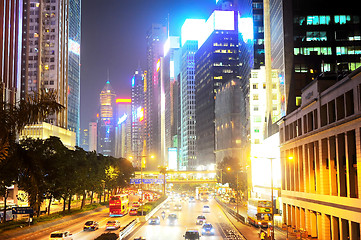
[49, 231, 73, 240]
[202, 223, 215, 235]
[163, 203, 170, 209]
[134, 237, 146, 240]
[174, 204, 182, 211]
[83, 221, 99, 231]
[196, 215, 206, 225]
[183, 229, 200, 240]
[148, 216, 160, 225]
[188, 196, 195, 203]
[129, 208, 138, 216]
[132, 201, 141, 208]
[167, 213, 178, 225]
[203, 205, 210, 213]
[106, 220, 120, 230]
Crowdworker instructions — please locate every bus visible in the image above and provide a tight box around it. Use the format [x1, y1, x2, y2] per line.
[109, 194, 129, 217]
[247, 199, 272, 228]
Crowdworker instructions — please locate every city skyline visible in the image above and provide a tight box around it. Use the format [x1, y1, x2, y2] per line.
[80, 0, 216, 130]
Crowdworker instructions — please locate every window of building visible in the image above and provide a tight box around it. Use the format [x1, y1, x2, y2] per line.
[254, 106, 259, 111]
[296, 96, 302, 106]
[306, 31, 327, 41]
[334, 15, 351, 24]
[253, 94, 259, 100]
[306, 15, 331, 25]
[252, 84, 258, 89]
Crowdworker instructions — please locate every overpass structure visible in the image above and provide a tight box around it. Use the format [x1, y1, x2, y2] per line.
[132, 170, 218, 184]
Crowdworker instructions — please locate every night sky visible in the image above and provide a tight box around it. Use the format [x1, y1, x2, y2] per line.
[80, 0, 216, 130]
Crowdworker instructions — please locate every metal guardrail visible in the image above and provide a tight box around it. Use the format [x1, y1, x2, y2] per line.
[216, 198, 246, 223]
[118, 219, 139, 240]
[118, 197, 168, 240]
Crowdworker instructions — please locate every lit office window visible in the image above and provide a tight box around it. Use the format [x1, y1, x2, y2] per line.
[334, 15, 351, 24]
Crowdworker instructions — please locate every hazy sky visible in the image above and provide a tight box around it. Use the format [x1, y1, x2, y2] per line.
[80, 0, 216, 129]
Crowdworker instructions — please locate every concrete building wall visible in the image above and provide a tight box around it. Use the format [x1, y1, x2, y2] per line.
[279, 68, 361, 239]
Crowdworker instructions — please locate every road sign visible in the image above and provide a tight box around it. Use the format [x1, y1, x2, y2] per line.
[130, 178, 165, 184]
[12, 207, 34, 215]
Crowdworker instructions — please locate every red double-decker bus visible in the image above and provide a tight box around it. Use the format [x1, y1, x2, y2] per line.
[109, 194, 129, 217]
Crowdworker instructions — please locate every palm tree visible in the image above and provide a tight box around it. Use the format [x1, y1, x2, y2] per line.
[158, 166, 167, 195]
[0, 86, 64, 222]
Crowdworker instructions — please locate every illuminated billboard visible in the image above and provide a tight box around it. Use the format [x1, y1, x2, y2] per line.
[168, 148, 178, 170]
[182, 10, 236, 49]
[136, 107, 144, 122]
[117, 114, 127, 125]
[181, 19, 206, 47]
[69, 39, 80, 55]
[164, 36, 180, 57]
[156, 59, 161, 72]
[213, 10, 235, 31]
[238, 15, 254, 43]
[116, 98, 131, 103]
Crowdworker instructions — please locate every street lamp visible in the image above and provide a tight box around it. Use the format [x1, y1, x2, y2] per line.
[253, 155, 293, 240]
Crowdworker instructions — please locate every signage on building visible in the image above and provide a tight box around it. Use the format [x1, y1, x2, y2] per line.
[12, 207, 34, 215]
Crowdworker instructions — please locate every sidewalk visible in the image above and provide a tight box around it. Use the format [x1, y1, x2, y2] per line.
[217, 199, 308, 240]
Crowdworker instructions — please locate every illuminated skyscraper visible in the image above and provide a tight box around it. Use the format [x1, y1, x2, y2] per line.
[194, 5, 253, 167]
[160, 36, 180, 168]
[131, 69, 145, 165]
[1, 0, 22, 104]
[114, 98, 131, 158]
[88, 121, 97, 152]
[21, 0, 69, 128]
[67, 0, 81, 145]
[180, 19, 203, 169]
[19, 0, 76, 147]
[145, 23, 167, 169]
[98, 81, 116, 156]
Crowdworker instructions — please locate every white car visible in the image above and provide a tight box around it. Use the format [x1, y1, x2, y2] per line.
[203, 205, 210, 213]
[49, 231, 73, 240]
[106, 220, 120, 230]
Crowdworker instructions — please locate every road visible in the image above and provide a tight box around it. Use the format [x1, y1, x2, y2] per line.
[126, 197, 245, 240]
[7, 195, 140, 240]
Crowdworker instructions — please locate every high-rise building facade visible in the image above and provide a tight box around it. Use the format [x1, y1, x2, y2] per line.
[97, 81, 116, 156]
[131, 69, 145, 165]
[269, 0, 361, 115]
[145, 23, 166, 169]
[160, 36, 180, 168]
[194, 6, 253, 167]
[80, 128, 88, 151]
[67, 0, 81, 145]
[21, 0, 69, 128]
[114, 98, 131, 158]
[1, 0, 22, 104]
[88, 121, 97, 152]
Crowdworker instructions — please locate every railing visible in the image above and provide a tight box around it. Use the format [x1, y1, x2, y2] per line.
[118, 197, 168, 239]
[215, 197, 246, 223]
[118, 219, 139, 240]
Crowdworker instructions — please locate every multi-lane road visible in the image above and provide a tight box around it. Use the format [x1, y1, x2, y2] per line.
[4, 194, 271, 240]
[126, 197, 244, 240]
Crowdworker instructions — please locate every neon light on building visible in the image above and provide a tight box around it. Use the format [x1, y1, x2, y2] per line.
[117, 114, 127, 125]
[69, 39, 80, 55]
[116, 98, 131, 103]
[156, 59, 161, 72]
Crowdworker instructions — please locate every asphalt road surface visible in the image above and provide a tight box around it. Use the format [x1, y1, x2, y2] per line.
[127, 197, 244, 240]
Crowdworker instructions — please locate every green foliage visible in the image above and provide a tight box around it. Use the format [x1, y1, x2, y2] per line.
[217, 156, 247, 194]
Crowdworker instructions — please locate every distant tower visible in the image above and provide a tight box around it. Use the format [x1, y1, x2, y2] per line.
[98, 81, 116, 156]
[131, 69, 145, 164]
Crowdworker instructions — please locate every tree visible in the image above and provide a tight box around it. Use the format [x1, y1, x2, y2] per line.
[158, 166, 167, 195]
[0, 88, 63, 222]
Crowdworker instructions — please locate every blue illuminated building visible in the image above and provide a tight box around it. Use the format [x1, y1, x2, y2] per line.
[68, 0, 81, 145]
